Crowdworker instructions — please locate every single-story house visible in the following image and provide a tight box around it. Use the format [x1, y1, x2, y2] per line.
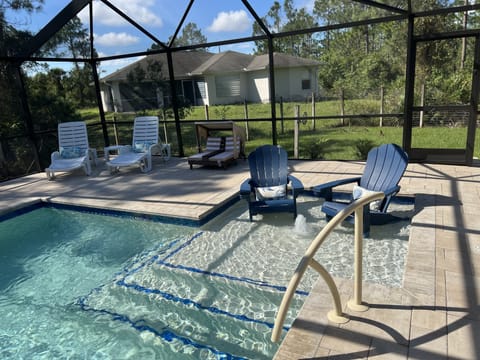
[100, 50, 319, 112]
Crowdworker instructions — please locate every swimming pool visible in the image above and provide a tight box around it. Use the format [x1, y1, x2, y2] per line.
[0, 196, 412, 359]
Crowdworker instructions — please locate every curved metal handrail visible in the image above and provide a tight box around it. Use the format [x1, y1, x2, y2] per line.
[271, 191, 385, 343]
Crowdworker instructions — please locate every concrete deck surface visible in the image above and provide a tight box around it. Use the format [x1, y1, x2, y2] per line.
[1, 156, 479, 359]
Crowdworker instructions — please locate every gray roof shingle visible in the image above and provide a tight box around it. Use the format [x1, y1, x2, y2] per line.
[101, 50, 319, 82]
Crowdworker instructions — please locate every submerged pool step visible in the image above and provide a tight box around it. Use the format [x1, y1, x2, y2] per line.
[82, 260, 306, 360]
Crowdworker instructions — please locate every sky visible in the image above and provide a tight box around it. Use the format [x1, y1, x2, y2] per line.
[7, 0, 314, 76]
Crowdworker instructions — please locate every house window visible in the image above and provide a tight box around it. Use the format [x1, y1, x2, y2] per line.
[302, 79, 311, 90]
[216, 75, 240, 97]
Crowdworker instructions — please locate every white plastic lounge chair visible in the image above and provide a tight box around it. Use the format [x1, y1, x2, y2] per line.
[45, 121, 97, 180]
[187, 137, 224, 169]
[208, 136, 241, 169]
[105, 116, 160, 173]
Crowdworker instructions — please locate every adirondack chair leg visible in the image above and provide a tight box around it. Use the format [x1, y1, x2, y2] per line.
[363, 205, 371, 238]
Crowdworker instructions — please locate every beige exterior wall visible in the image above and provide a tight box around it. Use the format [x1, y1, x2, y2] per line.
[101, 66, 318, 109]
[247, 70, 270, 103]
[274, 67, 317, 101]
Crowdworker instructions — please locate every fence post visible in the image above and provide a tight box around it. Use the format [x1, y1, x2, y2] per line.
[311, 92, 316, 130]
[419, 82, 425, 128]
[113, 114, 119, 145]
[379, 86, 384, 127]
[204, 104, 209, 120]
[244, 99, 249, 141]
[340, 89, 345, 126]
[163, 121, 168, 144]
[280, 96, 285, 134]
[294, 105, 300, 158]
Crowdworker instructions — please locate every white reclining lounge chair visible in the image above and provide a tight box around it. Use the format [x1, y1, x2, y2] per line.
[105, 116, 160, 173]
[45, 121, 97, 180]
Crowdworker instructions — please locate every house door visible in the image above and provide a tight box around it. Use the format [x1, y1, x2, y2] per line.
[405, 34, 479, 165]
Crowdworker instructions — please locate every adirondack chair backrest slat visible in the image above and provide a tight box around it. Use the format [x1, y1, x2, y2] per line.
[132, 116, 159, 145]
[248, 145, 289, 187]
[360, 143, 408, 192]
[58, 121, 89, 151]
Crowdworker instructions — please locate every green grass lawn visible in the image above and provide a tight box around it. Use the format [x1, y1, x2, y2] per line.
[79, 101, 480, 160]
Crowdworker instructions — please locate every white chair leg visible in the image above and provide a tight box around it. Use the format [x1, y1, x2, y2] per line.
[45, 168, 55, 180]
[84, 159, 92, 176]
[89, 148, 98, 166]
[140, 159, 148, 173]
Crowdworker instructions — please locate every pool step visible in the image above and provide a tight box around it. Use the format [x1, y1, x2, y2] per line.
[83, 260, 306, 359]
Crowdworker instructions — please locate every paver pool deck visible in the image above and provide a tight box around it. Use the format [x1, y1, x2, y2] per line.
[1, 156, 479, 359]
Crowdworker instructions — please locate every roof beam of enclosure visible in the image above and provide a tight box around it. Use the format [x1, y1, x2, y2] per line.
[413, 3, 480, 19]
[168, 0, 195, 48]
[271, 14, 407, 39]
[416, 28, 480, 42]
[165, 0, 195, 157]
[351, 0, 408, 14]
[101, 0, 167, 49]
[402, 11, 415, 154]
[242, 0, 277, 145]
[22, 34, 269, 63]
[88, 3, 109, 148]
[17, 0, 90, 60]
[242, 0, 271, 36]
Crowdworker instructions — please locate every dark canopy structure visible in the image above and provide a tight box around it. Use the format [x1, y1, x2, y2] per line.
[2, 0, 480, 177]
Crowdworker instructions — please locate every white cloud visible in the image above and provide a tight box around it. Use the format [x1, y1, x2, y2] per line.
[299, 0, 315, 12]
[95, 32, 140, 46]
[207, 10, 251, 33]
[78, 0, 163, 27]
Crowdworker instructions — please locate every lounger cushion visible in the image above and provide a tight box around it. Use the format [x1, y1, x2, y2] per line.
[255, 185, 287, 201]
[133, 141, 155, 153]
[60, 146, 84, 159]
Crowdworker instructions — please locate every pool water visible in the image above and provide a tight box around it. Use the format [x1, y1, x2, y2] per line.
[0, 197, 412, 359]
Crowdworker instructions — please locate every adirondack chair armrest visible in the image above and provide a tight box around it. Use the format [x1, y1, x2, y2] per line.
[312, 176, 361, 200]
[240, 179, 253, 198]
[383, 185, 401, 197]
[288, 175, 304, 196]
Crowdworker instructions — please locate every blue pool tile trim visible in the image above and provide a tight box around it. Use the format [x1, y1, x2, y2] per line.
[77, 231, 294, 356]
[0, 191, 413, 224]
[0, 201, 44, 222]
[117, 278, 288, 331]
[77, 297, 245, 360]
[160, 231, 204, 262]
[0, 195, 240, 226]
[157, 231, 310, 296]
[157, 261, 309, 296]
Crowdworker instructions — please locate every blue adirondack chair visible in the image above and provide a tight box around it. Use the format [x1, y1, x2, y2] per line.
[240, 145, 304, 221]
[312, 143, 408, 237]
